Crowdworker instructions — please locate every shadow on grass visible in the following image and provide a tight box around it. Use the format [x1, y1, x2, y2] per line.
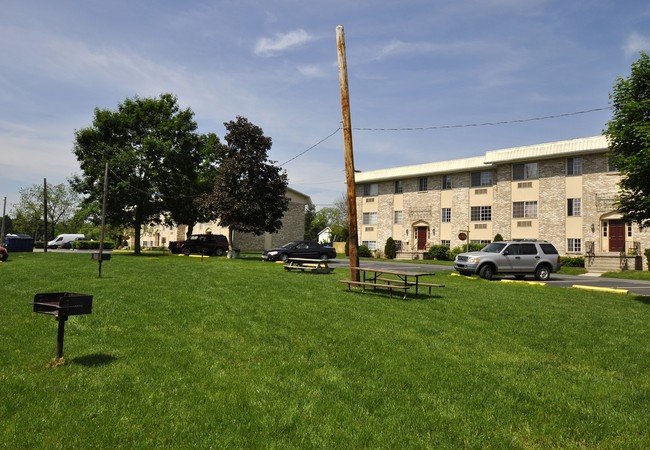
[633, 295, 650, 305]
[72, 353, 117, 367]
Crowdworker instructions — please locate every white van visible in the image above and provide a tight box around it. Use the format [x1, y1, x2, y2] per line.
[47, 234, 87, 249]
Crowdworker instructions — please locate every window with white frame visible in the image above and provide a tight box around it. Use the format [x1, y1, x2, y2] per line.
[394, 240, 403, 250]
[441, 240, 451, 247]
[567, 238, 582, 252]
[567, 198, 581, 216]
[470, 206, 492, 221]
[442, 208, 452, 223]
[394, 180, 403, 194]
[567, 157, 582, 176]
[470, 171, 493, 187]
[362, 240, 377, 250]
[394, 210, 403, 224]
[442, 175, 452, 190]
[418, 177, 428, 191]
[512, 162, 538, 180]
[362, 212, 377, 225]
[512, 201, 537, 218]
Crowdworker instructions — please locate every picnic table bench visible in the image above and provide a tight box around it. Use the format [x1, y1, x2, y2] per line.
[283, 258, 333, 274]
[340, 267, 443, 298]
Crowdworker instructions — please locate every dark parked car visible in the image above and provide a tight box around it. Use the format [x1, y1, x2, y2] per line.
[0, 245, 7, 262]
[262, 240, 337, 262]
[169, 233, 229, 256]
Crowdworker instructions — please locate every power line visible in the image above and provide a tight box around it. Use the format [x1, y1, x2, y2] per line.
[278, 107, 611, 166]
[352, 107, 612, 131]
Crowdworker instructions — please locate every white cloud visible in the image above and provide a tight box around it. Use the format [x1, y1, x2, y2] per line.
[254, 29, 313, 56]
[298, 65, 326, 77]
[623, 32, 650, 58]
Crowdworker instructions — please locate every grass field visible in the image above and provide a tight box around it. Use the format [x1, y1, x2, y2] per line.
[2, 252, 649, 448]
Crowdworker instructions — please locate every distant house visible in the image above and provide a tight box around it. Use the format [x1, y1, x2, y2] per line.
[135, 187, 311, 251]
[317, 226, 332, 244]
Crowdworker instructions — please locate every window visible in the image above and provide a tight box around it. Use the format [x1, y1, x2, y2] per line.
[362, 212, 377, 225]
[608, 159, 618, 172]
[394, 210, 403, 224]
[442, 208, 452, 223]
[441, 240, 451, 248]
[512, 162, 538, 180]
[362, 240, 377, 250]
[470, 206, 492, 221]
[418, 177, 428, 191]
[394, 180, 403, 194]
[567, 198, 581, 216]
[394, 240, 403, 251]
[363, 183, 378, 196]
[567, 157, 582, 176]
[471, 171, 493, 187]
[513, 201, 537, 218]
[442, 175, 452, 190]
[567, 238, 582, 252]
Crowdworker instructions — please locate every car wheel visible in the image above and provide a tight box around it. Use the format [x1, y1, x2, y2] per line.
[214, 248, 224, 256]
[479, 264, 495, 280]
[279, 253, 289, 262]
[320, 254, 329, 261]
[534, 265, 551, 281]
[182, 246, 192, 256]
[0, 254, 7, 262]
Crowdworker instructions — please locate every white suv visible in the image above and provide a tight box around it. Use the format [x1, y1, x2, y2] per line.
[454, 240, 561, 281]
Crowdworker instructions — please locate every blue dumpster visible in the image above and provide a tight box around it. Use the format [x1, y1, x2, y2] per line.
[3, 234, 34, 252]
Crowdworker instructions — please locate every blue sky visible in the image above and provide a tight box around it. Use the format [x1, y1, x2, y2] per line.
[1, 0, 649, 213]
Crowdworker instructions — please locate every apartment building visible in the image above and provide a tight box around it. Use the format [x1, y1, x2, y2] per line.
[354, 135, 649, 265]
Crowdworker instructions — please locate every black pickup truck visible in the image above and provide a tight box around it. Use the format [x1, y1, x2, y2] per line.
[169, 234, 229, 256]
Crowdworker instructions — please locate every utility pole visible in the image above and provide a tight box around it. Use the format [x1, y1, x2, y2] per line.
[337, 25, 360, 281]
[1, 196, 6, 243]
[43, 179, 48, 253]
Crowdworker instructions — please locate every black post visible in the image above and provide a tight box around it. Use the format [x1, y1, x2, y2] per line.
[56, 316, 67, 359]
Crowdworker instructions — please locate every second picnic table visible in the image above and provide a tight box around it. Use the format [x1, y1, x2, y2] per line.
[283, 258, 333, 274]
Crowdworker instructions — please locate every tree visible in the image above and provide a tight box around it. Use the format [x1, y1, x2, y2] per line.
[305, 195, 349, 242]
[159, 132, 223, 238]
[72, 94, 204, 254]
[199, 116, 289, 249]
[384, 237, 397, 259]
[10, 182, 79, 240]
[304, 201, 317, 239]
[605, 52, 650, 226]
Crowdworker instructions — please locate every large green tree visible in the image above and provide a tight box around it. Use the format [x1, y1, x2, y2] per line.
[200, 116, 289, 249]
[605, 52, 650, 226]
[72, 94, 210, 254]
[10, 182, 79, 241]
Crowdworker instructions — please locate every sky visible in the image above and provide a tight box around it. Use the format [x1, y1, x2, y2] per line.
[1, 0, 649, 214]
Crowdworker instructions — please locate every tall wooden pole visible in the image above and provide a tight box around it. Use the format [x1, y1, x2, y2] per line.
[336, 25, 360, 281]
[98, 162, 109, 277]
[43, 178, 48, 253]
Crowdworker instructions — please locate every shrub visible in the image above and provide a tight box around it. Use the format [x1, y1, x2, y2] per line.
[358, 245, 372, 258]
[73, 240, 115, 250]
[493, 233, 504, 242]
[384, 237, 397, 259]
[428, 244, 451, 260]
[34, 241, 45, 249]
[450, 243, 486, 260]
[560, 256, 585, 267]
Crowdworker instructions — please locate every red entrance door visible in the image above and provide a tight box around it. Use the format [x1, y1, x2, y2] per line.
[416, 227, 428, 250]
[609, 220, 626, 252]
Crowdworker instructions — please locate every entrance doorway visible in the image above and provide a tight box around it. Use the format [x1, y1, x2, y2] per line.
[609, 220, 626, 253]
[416, 226, 428, 251]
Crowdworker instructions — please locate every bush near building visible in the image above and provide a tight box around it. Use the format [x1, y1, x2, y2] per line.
[384, 238, 397, 259]
[428, 244, 452, 261]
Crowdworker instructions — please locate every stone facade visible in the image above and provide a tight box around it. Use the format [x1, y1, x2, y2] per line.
[134, 187, 310, 251]
[354, 136, 650, 259]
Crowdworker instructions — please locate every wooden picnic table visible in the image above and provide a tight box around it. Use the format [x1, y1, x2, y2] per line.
[283, 258, 333, 274]
[339, 266, 443, 298]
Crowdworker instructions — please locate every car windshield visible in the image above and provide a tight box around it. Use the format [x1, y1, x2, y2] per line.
[480, 242, 507, 253]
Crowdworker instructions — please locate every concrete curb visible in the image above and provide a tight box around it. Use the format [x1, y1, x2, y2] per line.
[572, 284, 629, 295]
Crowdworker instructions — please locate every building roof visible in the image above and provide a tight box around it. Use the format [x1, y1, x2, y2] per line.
[354, 135, 609, 183]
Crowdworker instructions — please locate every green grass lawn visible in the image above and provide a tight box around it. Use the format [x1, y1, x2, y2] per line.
[2, 253, 649, 448]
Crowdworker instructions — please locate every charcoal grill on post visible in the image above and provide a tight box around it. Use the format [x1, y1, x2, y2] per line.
[32, 292, 93, 359]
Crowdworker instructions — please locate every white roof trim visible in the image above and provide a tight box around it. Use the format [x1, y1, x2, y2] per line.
[354, 135, 609, 183]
